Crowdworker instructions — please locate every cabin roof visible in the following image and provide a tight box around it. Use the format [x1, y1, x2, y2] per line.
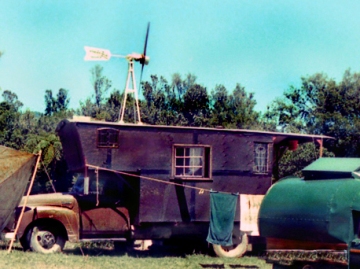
[68, 117, 333, 146]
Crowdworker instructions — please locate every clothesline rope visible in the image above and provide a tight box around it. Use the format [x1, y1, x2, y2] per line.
[86, 164, 234, 195]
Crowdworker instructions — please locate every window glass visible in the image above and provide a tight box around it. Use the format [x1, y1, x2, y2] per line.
[254, 143, 269, 174]
[173, 145, 210, 179]
[97, 128, 119, 148]
[71, 173, 122, 198]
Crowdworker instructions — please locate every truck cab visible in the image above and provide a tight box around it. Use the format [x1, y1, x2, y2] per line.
[8, 170, 131, 253]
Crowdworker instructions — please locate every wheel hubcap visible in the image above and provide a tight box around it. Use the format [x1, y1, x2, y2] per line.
[36, 231, 56, 249]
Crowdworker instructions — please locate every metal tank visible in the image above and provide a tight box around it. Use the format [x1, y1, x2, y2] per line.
[259, 158, 360, 268]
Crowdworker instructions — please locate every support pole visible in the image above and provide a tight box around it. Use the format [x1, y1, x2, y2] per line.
[316, 138, 323, 158]
[319, 137, 323, 158]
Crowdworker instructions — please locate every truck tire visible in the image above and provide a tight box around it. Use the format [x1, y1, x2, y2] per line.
[27, 225, 65, 254]
[212, 233, 248, 258]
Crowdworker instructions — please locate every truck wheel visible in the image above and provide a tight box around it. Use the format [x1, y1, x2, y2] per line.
[27, 225, 65, 254]
[212, 233, 248, 258]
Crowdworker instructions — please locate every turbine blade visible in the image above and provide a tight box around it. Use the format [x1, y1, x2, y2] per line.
[139, 22, 150, 88]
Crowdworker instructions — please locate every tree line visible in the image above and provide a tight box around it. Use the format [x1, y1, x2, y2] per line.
[1, 62, 360, 192]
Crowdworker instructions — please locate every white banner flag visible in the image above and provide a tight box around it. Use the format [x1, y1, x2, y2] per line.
[84, 46, 111, 61]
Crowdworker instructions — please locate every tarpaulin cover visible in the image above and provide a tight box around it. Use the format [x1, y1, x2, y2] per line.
[259, 177, 360, 244]
[207, 192, 238, 246]
[0, 146, 37, 231]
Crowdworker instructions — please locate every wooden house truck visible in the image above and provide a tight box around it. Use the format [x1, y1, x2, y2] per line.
[8, 118, 329, 256]
[55, 118, 329, 255]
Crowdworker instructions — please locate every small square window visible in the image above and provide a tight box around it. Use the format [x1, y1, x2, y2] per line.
[253, 143, 269, 174]
[173, 145, 211, 180]
[97, 128, 119, 148]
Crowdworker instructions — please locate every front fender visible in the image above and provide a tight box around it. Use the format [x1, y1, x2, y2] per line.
[16, 206, 80, 243]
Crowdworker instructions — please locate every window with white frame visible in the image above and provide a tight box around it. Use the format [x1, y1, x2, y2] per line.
[173, 145, 211, 179]
[253, 142, 269, 174]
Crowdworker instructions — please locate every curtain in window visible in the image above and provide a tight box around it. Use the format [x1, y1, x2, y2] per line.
[189, 148, 203, 176]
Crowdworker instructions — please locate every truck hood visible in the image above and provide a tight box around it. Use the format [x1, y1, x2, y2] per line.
[19, 193, 77, 210]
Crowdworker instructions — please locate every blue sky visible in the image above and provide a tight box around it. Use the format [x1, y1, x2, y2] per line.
[1, 0, 360, 113]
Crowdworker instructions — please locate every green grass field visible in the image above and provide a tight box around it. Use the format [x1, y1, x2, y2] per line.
[0, 241, 272, 269]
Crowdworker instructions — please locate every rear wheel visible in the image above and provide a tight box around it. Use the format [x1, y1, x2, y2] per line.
[212, 233, 248, 258]
[27, 225, 65, 254]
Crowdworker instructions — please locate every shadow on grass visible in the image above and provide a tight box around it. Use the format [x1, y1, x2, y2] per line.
[64, 239, 211, 258]
[199, 264, 259, 268]
[0, 240, 23, 252]
[228, 265, 260, 268]
[199, 264, 225, 268]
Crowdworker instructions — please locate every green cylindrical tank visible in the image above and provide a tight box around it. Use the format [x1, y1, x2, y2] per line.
[259, 177, 360, 244]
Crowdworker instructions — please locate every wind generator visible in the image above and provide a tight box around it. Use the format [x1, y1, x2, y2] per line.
[84, 23, 150, 124]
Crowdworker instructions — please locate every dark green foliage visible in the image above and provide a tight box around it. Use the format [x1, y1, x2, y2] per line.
[0, 91, 24, 149]
[23, 109, 74, 193]
[209, 84, 231, 127]
[278, 143, 335, 179]
[91, 64, 112, 108]
[78, 68, 262, 129]
[78, 65, 112, 120]
[209, 84, 260, 129]
[140, 73, 261, 129]
[0, 89, 74, 193]
[183, 84, 210, 126]
[230, 85, 259, 129]
[45, 88, 70, 116]
[141, 75, 187, 125]
[266, 69, 360, 158]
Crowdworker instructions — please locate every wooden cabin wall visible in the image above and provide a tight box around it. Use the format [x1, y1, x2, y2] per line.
[75, 123, 273, 223]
